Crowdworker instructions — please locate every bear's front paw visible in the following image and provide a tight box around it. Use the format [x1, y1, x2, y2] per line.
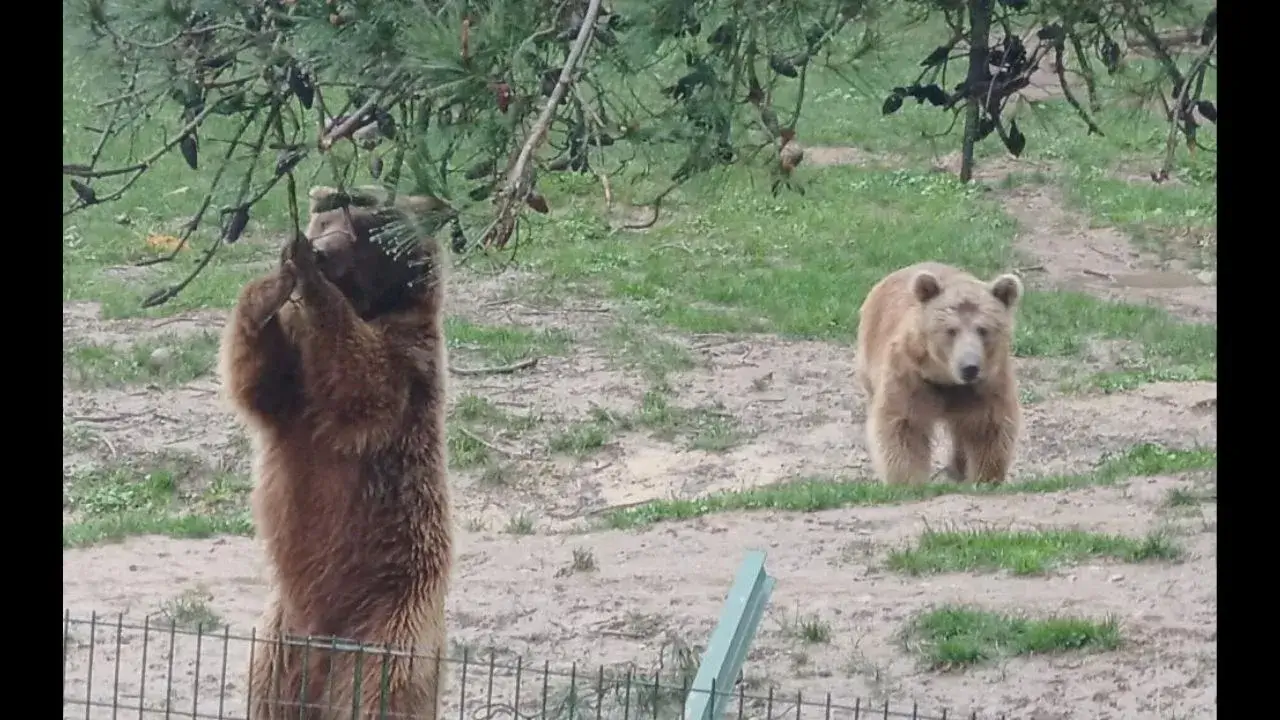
[284, 230, 322, 285]
[240, 268, 297, 331]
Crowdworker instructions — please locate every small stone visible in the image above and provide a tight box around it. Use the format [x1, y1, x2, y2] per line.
[1196, 270, 1216, 286]
[147, 346, 175, 369]
[1109, 574, 1125, 583]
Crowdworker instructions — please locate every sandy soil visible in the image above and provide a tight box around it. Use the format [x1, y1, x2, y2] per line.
[63, 165, 1216, 719]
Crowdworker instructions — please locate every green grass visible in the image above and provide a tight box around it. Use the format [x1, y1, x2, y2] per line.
[885, 528, 1182, 576]
[446, 319, 574, 365]
[64, 332, 220, 389]
[601, 443, 1216, 529]
[903, 606, 1123, 670]
[62, 459, 253, 549]
[63, 511, 253, 549]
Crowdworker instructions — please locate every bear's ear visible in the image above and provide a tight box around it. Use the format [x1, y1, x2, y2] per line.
[989, 273, 1023, 308]
[911, 270, 942, 304]
[307, 186, 340, 214]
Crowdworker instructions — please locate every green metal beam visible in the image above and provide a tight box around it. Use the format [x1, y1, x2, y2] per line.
[683, 551, 776, 720]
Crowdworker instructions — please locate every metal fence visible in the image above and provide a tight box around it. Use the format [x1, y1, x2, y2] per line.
[63, 613, 997, 720]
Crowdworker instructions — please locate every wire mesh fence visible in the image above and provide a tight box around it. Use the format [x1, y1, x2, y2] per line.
[63, 613, 999, 720]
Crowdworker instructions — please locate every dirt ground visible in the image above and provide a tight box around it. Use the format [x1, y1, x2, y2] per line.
[62, 163, 1217, 719]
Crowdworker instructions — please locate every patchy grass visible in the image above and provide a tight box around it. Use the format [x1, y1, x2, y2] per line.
[1079, 363, 1215, 394]
[633, 391, 743, 452]
[452, 394, 541, 431]
[602, 322, 697, 384]
[62, 459, 253, 548]
[547, 392, 745, 458]
[1163, 484, 1216, 510]
[601, 443, 1216, 529]
[903, 606, 1123, 670]
[448, 394, 540, 473]
[885, 528, 1182, 576]
[548, 414, 616, 457]
[64, 332, 220, 389]
[447, 319, 573, 366]
[65, 464, 180, 517]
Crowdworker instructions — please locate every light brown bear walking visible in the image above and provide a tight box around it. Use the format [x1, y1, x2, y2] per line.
[855, 262, 1024, 487]
[219, 186, 452, 720]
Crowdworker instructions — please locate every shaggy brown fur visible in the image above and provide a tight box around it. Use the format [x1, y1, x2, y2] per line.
[219, 186, 451, 720]
[855, 262, 1024, 487]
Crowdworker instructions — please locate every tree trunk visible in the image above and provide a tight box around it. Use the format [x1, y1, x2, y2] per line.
[960, 0, 992, 183]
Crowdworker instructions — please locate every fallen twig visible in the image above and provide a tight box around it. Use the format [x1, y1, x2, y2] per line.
[448, 358, 539, 376]
[456, 426, 520, 458]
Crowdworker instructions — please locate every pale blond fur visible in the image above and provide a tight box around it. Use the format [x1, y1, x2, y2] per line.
[855, 262, 1024, 486]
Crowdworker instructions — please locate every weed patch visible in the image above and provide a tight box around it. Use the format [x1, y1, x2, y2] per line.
[160, 587, 222, 631]
[904, 606, 1122, 670]
[886, 528, 1182, 576]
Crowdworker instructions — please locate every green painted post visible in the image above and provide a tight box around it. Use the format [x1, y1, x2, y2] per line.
[683, 551, 776, 720]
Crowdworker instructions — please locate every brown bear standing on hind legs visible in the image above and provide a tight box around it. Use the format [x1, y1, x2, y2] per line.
[218, 185, 452, 720]
[855, 262, 1024, 487]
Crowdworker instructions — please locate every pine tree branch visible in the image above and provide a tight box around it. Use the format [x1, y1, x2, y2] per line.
[1156, 34, 1216, 183]
[487, 0, 603, 248]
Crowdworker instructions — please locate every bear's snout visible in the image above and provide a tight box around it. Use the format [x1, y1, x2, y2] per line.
[952, 345, 984, 384]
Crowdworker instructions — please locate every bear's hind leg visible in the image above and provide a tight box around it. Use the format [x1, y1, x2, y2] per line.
[866, 400, 932, 486]
[247, 595, 290, 720]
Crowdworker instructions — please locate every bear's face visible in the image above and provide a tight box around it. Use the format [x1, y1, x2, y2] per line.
[911, 269, 1022, 385]
[304, 188, 428, 319]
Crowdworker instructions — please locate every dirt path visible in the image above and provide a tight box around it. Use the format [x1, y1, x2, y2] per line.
[64, 472, 1216, 720]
